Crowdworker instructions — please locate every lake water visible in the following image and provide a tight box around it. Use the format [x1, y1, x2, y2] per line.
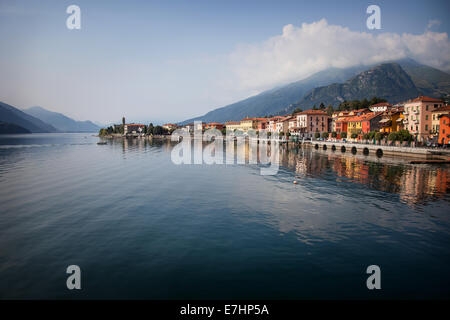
[0, 133, 449, 299]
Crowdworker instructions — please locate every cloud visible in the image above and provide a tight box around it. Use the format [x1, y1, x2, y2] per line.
[228, 19, 450, 93]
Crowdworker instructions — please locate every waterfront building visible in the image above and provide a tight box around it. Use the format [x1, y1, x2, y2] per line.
[268, 116, 284, 132]
[379, 106, 405, 133]
[438, 114, 450, 144]
[124, 123, 146, 135]
[431, 105, 450, 136]
[288, 116, 299, 135]
[239, 117, 267, 132]
[296, 110, 329, 136]
[163, 123, 178, 131]
[256, 118, 269, 131]
[195, 122, 206, 131]
[333, 111, 351, 134]
[369, 102, 392, 112]
[403, 96, 444, 141]
[275, 115, 295, 134]
[205, 122, 224, 130]
[225, 121, 241, 132]
[183, 123, 195, 133]
[346, 112, 383, 136]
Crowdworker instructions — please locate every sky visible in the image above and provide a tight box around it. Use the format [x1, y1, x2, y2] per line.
[0, 0, 449, 125]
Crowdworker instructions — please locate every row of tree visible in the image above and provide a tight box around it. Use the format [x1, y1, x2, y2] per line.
[310, 129, 413, 142]
[290, 97, 388, 117]
[99, 123, 171, 136]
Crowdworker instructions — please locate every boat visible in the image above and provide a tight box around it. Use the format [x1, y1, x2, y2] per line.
[97, 141, 107, 145]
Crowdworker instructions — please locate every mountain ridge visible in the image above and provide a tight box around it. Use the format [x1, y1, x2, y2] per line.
[0, 101, 58, 133]
[23, 106, 101, 133]
[180, 58, 450, 124]
[284, 63, 419, 113]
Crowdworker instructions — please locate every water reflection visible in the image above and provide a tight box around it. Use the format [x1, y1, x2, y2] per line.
[114, 137, 449, 206]
[279, 144, 449, 205]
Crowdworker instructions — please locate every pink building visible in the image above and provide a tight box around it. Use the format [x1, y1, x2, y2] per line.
[403, 96, 444, 141]
[295, 110, 329, 136]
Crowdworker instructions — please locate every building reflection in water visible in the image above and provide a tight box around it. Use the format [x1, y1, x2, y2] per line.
[116, 138, 449, 206]
[279, 144, 449, 205]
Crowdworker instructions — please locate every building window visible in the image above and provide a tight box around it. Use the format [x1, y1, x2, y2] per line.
[425, 115, 428, 120]
[425, 124, 428, 131]
[426, 105, 429, 111]
[434, 104, 438, 108]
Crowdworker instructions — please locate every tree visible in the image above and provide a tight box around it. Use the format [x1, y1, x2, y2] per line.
[148, 123, 154, 135]
[351, 133, 358, 139]
[312, 104, 317, 110]
[292, 107, 303, 115]
[322, 132, 329, 139]
[388, 132, 398, 141]
[368, 97, 387, 106]
[397, 129, 413, 142]
[375, 132, 383, 141]
[314, 132, 320, 139]
[326, 105, 334, 117]
[319, 102, 325, 110]
[122, 117, 125, 126]
[340, 132, 347, 139]
[331, 131, 337, 138]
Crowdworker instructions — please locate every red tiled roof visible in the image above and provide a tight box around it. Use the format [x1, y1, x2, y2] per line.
[278, 115, 295, 122]
[431, 105, 450, 112]
[408, 96, 443, 103]
[269, 116, 284, 121]
[346, 112, 383, 122]
[225, 121, 240, 125]
[299, 109, 328, 115]
[370, 102, 392, 108]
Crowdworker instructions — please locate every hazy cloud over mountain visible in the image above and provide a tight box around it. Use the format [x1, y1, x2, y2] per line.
[227, 19, 450, 93]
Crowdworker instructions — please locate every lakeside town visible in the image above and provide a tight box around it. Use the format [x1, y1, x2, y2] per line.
[100, 95, 450, 148]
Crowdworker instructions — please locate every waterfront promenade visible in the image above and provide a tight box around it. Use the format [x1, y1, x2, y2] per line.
[307, 140, 450, 158]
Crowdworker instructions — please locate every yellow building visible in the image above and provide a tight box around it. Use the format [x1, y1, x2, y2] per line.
[240, 118, 258, 131]
[225, 121, 241, 132]
[347, 117, 363, 136]
[379, 107, 404, 133]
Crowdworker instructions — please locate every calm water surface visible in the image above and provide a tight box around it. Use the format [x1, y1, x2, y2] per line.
[0, 133, 449, 299]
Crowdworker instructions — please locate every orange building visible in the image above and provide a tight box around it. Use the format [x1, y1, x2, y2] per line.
[438, 114, 450, 145]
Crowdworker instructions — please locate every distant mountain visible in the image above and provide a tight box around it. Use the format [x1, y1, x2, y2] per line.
[0, 122, 31, 134]
[0, 101, 58, 133]
[396, 58, 450, 98]
[23, 106, 101, 133]
[180, 65, 369, 124]
[286, 63, 419, 112]
[181, 59, 450, 123]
